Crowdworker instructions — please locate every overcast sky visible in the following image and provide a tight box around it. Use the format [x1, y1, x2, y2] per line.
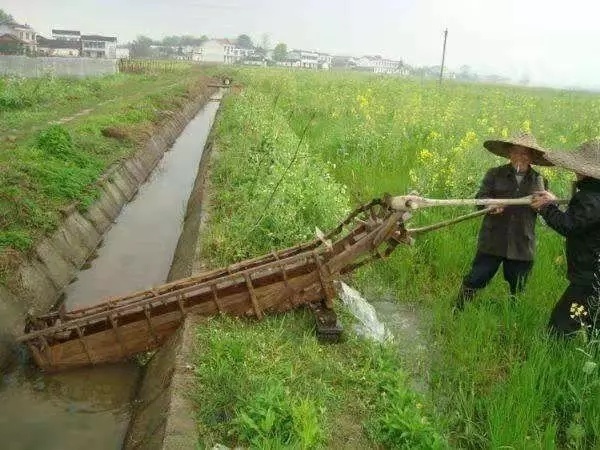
[4, 0, 600, 89]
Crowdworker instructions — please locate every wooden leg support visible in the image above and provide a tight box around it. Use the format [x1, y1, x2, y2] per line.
[310, 301, 343, 343]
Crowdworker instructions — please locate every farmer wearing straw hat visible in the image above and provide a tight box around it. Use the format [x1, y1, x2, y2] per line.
[455, 133, 550, 310]
[532, 139, 600, 336]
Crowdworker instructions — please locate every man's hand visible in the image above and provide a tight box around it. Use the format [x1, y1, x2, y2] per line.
[489, 206, 504, 215]
[531, 191, 557, 210]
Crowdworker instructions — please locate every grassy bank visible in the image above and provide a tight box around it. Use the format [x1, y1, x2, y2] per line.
[198, 68, 600, 448]
[194, 87, 445, 448]
[0, 69, 211, 281]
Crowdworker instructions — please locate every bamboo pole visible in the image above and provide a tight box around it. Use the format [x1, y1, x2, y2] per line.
[388, 195, 569, 211]
[406, 208, 494, 234]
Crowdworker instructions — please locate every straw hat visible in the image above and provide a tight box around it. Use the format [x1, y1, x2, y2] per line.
[543, 139, 600, 180]
[483, 132, 553, 166]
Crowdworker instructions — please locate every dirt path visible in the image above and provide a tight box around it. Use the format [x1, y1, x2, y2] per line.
[0, 80, 184, 146]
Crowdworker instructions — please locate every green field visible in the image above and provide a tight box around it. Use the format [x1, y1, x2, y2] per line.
[0, 69, 210, 281]
[195, 68, 600, 449]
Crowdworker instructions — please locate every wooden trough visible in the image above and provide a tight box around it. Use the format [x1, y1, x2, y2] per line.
[19, 198, 412, 372]
[18, 194, 551, 372]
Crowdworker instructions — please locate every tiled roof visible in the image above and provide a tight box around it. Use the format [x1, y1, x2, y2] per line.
[82, 35, 117, 42]
[52, 29, 81, 35]
[37, 36, 81, 49]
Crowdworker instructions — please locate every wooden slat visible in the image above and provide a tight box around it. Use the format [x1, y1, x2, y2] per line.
[176, 294, 186, 319]
[211, 284, 223, 313]
[314, 252, 336, 308]
[18, 255, 318, 343]
[144, 305, 158, 343]
[108, 314, 127, 357]
[24, 202, 408, 372]
[36, 272, 327, 371]
[39, 335, 53, 367]
[75, 326, 94, 365]
[55, 250, 316, 321]
[244, 273, 263, 319]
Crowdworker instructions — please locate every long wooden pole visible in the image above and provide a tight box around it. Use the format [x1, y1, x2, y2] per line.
[388, 195, 569, 211]
[406, 207, 493, 234]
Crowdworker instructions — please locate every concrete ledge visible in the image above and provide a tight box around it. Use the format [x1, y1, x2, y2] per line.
[124, 315, 201, 450]
[127, 101, 222, 450]
[0, 87, 214, 371]
[0, 55, 117, 78]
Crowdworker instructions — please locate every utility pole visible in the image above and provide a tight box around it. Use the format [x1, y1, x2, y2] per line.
[439, 28, 448, 85]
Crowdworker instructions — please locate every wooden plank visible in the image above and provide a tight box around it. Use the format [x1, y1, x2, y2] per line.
[144, 305, 158, 343]
[63, 242, 319, 317]
[211, 284, 223, 313]
[39, 336, 53, 367]
[109, 314, 127, 357]
[75, 326, 94, 365]
[19, 256, 319, 343]
[314, 252, 336, 308]
[38, 273, 327, 371]
[176, 294, 186, 319]
[244, 273, 263, 319]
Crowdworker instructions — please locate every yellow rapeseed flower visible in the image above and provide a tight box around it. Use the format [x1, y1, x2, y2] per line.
[419, 149, 433, 162]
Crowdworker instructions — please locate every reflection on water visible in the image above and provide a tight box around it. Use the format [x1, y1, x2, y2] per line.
[0, 93, 223, 450]
[0, 362, 139, 450]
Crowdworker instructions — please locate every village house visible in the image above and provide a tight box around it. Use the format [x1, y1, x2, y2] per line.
[81, 35, 117, 58]
[199, 39, 243, 64]
[331, 55, 357, 70]
[37, 35, 80, 57]
[357, 55, 408, 75]
[52, 29, 81, 41]
[42, 29, 117, 58]
[277, 49, 330, 70]
[0, 34, 24, 54]
[182, 45, 204, 62]
[241, 54, 267, 67]
[0, 20, 37, 54]
[317, 53, 332, 70]
[287, 49, 319, 69]
[354, 55, 403, 74]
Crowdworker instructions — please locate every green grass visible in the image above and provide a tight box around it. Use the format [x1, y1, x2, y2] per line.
[195, 78, 446, 448]
[197, 68, 600, 448]
[193, 311, 445, 450]
[0, 69, 211, 281]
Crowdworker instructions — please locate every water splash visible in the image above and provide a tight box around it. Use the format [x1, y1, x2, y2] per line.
[335, 281, 392, 342]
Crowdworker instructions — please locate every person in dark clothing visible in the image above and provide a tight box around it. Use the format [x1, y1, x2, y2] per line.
[531, 139, 600, 336]
[455, 133, 551, 310]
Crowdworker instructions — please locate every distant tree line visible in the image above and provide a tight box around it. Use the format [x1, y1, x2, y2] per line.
[127, 35, 210, 58]
[127, 32, 290, 62]
[0, 8, 13, 23]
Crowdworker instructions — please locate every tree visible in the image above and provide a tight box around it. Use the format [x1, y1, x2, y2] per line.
[0, 39, 23, 55]
[236, 34, 253, 49]
[129, 35, 155, 58]
[0, 9, 14, 24]
[161, 36, 180, 47]
[161, 35, 207, 48]
[273, 43, 287, 62]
